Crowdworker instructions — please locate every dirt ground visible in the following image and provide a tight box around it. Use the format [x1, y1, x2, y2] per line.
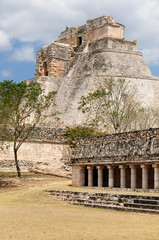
[1, 172, 159, 240]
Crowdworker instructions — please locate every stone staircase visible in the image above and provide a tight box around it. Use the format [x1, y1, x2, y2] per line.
[46, 190, 159, 214]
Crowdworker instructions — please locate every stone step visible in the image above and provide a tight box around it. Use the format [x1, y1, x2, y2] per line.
[47, 192, 159, 206]
[69, 198, 119, 206]
[134, 199, 158, 205]
[48, 193, 118, 203]
[119, 194, 159, 201]
[73, 198, 157, 207]
[46, 190, 159, 214]
[47, 190, 159, 201]
[48, 193, 119, 200]
[124, 203, 159, 210]
[72, 202, 159, 214]
[88, 196, 118, 201]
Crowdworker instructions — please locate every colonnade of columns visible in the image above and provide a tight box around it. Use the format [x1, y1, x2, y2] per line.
[78, 164, 159, 190]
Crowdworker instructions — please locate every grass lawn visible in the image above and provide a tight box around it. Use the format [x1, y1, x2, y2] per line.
[0, 173, 159, 240]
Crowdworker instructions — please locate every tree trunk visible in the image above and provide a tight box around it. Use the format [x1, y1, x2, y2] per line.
[14, 142, 21, 178]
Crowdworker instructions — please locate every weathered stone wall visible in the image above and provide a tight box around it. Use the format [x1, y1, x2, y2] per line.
[0, 140, 71, 176]
[29, 16, 159, 131]
[89, 38, 137, 52]
[111, 39, 137, 51]
[63, 35, 151, 79]
[26, 75, 159, 130]
[36, 42, 72, 77]
[71, 128, 159, 165]
[0, 127, 72, 176]
[27, 127, 67, 143]
[58, 16, 125, 46]
[66, 51, 152, 79]
[86, 24, 124, 44]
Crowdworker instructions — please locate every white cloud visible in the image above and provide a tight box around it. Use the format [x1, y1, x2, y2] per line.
[0, 0, 83, 43]
[1, 70, 12, 78]
[0, 0, 143, 43]
[0, 30, 12, 51]
[12, 45, 35, 62]
[0, 0, 159, 65]
[0, 0, 158, 43]
[142, 47, 159, 65]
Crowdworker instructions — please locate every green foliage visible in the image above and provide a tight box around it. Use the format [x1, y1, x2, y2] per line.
[78, 89, 109, 113]
[0, 80, 58, 177]
[0, 80, 57, 142]
[65, 26, 69, 30]
[63, 125, 107, 147]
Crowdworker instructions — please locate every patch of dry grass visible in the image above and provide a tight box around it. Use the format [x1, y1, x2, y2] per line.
[0, 173, 159, 240]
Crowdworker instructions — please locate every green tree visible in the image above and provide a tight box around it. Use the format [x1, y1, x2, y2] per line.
[0, 80, 57, 177]
[63, 125, 107, 147]
[78, 78, 142, 133]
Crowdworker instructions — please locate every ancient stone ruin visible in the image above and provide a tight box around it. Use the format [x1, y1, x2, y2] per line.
[47, 190, 159, 213]
[71, 128, 159, 191]
[36, 42, 72, 78]
[2, 16, 159, 182]
[31, 16, 159, 129]
[36, 16, 152, 79]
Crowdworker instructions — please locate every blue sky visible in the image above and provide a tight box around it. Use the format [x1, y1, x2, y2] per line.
[1, 0, 159, 82]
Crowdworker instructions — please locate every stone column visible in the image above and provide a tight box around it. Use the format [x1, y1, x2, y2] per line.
[72, 166, 80, 187]
[79, 166, 85, 187]
[119, 165, 127, 188]
[130, 165, 137, 189]
[108, 166, 114, 188]
[97, 166, 104, 187]
[87, 166, 94, 187]
[141, 165, 149, 190]
[153, 164, 159, 190]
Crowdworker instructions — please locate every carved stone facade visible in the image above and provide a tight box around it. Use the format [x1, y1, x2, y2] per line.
[36, 16, 152, 79]
[36, 42, 72, 77]
[71, 128, 159, 190]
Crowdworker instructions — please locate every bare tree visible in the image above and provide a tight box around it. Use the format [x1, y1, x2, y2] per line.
[78, 78, 142, 133]
[134, 107, 159, 130]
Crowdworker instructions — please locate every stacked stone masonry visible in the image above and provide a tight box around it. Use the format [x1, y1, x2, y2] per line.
[47, 190, 159, 214]
[58, 16, 125, 46]
[71, 128, 159, 190]
[0, 127, 72, 177]
[36, 42, 72, 77]
[36, 15, 152, 79]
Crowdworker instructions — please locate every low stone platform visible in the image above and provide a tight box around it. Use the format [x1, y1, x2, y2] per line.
[46, 190, 159, 214]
